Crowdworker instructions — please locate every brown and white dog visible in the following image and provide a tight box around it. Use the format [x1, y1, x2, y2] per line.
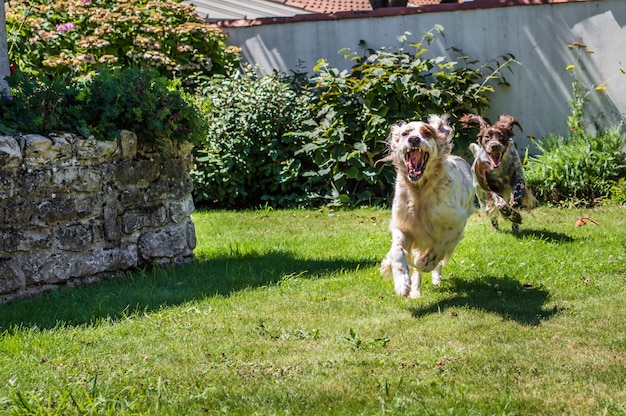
[380, 115, 475, 298]
[460, 114, 536, 233]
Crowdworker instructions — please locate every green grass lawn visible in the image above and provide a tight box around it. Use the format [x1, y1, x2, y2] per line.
[0, 206, 624, 415]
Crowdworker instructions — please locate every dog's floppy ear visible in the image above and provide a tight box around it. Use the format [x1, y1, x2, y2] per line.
[386, 121, 406, 148]
[428, 114, 454, 154]
[496, 115, 523, 136]
[377, 122, 404, 165]
[428, 114, 454, 140]
[460, 114, 488, 131]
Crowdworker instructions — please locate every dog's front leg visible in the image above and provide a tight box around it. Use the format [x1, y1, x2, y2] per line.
[409, 270, 422, 299]
[384, 229, 412, 297]
[509, 178, 524, 209]
[485, 194, 500, 230]
[432, 262, 443, 286]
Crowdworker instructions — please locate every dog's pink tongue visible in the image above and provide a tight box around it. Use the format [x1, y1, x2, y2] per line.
[407, 150, 428, 179]
[489, 152, 503, 167]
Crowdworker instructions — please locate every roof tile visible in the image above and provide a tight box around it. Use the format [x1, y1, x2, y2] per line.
[280, 0, 439, 13]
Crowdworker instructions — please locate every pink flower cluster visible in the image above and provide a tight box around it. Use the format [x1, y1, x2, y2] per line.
[56, 22, 76, 32]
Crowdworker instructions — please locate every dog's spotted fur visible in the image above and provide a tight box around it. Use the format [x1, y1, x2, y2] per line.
[461, 114, 536, 233]
[380, 115, 475, 298]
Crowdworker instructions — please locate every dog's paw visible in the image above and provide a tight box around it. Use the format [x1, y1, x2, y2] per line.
[394, 280, 411, 297]
[502, 206, 522, 224]
[492, 194, 507, 209]
[432, 270, 442, 286]
[409, 288, 421, 298]
[496, 200, 522, 224]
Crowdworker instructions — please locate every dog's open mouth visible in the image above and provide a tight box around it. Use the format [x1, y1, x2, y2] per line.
[488, 151, 503, 168]
[405, 148, 429, 181]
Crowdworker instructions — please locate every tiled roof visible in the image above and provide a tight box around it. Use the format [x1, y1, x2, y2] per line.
[280, 0, 439, 14]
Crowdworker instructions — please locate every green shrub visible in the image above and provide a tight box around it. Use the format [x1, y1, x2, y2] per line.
[0, 68, 207, 145]
[191, 68, 313, 208]
[525, 126, 626, 206]
[295, 28, 518, 206]
[190, 28, 517, 209]
[525, 42, 626, 206]
[6, 0, 240, 89]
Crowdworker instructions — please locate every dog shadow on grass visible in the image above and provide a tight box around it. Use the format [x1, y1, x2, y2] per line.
[0, 250, 376, 331]
[409, 274, 561, 326]
[513, 228, 575, 243]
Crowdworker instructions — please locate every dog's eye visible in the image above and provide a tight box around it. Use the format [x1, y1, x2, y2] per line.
[419, 126, 433, 138]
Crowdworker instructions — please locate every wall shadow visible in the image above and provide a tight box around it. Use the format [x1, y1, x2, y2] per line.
[409, 274, 560, 326]
[0, 250, 376, 331]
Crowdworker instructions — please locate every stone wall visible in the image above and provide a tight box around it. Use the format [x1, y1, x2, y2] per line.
[0, 130, 197, 302]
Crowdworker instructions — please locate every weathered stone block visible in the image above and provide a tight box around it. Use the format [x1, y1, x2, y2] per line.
[122, 205, 167, 234]
[75, 196, 101, 219]
[2, 199, 37, 225]
[75, 136, 118, 162]
[16, 169, 52, 196]
[58, 222, 97, 252]
[137, 224, 189, 261]
[119, 130, 137, 160]
[0, 257, 24, 293]
[0, 228, 22, 252]
[0, 227, 53, 253]
[101, 244, 139, 272]
[20, 227, 53, 251]
[49, 134, 73, 164]
[36, 196, 80, 223]
[0, 136, 22, 168]
[0, 170, 18, 199]
[169, 194, 195, 224]
[160, 158, 188, 180]
[52, 166, 101, 193]
[186, 219, 197, 252]
[107, 159, 160, 186]
[103, 198, 121, 242]
[22, 134, 54, 164]
[23, 252, 70, 284]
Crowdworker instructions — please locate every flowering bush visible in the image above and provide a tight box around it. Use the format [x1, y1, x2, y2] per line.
[6, 0, 240, 89]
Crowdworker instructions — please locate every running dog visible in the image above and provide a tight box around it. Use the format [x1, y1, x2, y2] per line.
[461, 113, 536, 233]
[380, 115, 475, 298]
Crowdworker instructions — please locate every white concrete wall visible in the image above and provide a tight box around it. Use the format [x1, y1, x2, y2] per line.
[223, 0, 626, 150]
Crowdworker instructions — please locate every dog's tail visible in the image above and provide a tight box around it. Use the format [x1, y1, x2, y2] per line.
[469, 142, 481, 158]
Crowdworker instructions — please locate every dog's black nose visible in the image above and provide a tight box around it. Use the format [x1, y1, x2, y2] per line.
[408, 136, 421, 147]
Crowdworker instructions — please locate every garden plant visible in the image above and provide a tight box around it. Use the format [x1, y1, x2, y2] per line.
[5, 0, 240, 89]
[525, 42, 626, 206]
[0, 68, 206, 145]
[192, 27, 519, 208]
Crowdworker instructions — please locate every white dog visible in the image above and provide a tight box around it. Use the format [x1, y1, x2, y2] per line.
[380, 115, 475, 298]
